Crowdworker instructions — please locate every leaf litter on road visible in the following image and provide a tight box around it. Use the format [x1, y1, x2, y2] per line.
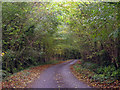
[2, 60, 67, 88]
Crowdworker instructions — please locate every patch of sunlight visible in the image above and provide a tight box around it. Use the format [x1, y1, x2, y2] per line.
[61, 30, 68, 34]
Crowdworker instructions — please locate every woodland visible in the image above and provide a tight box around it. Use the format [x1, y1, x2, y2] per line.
[1, 1, 120, 87]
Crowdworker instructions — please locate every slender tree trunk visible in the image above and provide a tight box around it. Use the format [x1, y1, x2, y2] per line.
[100, 42, 104, 50]
[94, 41, 97, 52]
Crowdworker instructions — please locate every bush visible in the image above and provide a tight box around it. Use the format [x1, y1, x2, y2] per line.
[45, 60, 59, 64]
[111, 69, 120, 79]
[2, 48, 41, 75]
[97, 50, 111, 66]
[83, 62, 98, 70]
[96, 65, 119, 78]
[73, 64, 82, 72]
[2, 50, 16, 73]
[2, 70, 12, 79]
[92, 74, 106, 82]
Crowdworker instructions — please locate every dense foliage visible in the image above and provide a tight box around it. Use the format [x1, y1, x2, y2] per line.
[2, 1, 120, 81]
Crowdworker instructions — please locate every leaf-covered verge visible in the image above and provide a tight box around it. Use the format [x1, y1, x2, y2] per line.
[70, 60, 120, 88]
[2, 60, 67, 88]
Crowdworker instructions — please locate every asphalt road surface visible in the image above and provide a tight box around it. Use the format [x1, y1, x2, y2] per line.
[28, 60, 91, 88]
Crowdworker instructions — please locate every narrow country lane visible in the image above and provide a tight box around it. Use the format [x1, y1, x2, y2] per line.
[3, 2, 119, 89]
[28, 60, 91, 88]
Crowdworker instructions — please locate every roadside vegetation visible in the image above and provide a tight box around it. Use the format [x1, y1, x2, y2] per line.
[71, 60, 120, 88]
